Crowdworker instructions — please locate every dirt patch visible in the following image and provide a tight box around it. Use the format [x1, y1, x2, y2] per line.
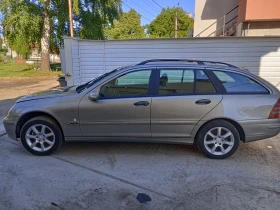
[0, 76, 59, 101]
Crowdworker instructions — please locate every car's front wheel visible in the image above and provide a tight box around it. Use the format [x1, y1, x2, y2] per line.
[197, 120, 240, 159]
[20, 116, 63, 155]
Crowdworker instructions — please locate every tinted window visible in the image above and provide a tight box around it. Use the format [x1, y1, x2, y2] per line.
[99, 70, 151, 98]
[196, 70, 216, 94]
[158, 69, 216, 95]
[213, 71, 269, 94]
[117, 71, 150, 85]
[159, 70, 194, 95]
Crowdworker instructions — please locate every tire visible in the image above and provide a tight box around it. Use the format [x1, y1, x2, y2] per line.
[197, 120, 240, 159]
[20, 116, 63, 156]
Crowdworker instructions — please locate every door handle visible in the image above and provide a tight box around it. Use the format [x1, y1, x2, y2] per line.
[134, 101, 150, 106]
[195, 99, 211, 105]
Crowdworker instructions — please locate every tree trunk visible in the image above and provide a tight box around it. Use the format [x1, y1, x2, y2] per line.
[40, 0, 51, 71]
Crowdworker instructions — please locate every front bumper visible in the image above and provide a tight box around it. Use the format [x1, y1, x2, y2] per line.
[3, 117, 17, 140]
[240, 119, 280, 142]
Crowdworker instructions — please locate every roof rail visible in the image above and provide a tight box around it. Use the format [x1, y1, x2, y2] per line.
[137, 59, 237, 68]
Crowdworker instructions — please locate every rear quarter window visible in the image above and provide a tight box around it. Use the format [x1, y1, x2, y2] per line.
[213, 71, 269, 94]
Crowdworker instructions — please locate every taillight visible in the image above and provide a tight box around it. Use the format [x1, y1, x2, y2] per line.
[269, 98, 280, 119]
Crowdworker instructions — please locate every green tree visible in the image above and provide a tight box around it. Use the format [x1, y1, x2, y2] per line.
[148, 7, 193, 38]
[1, 0, 121, 70]
[1, 1, 42, 58]
[105, 9, 145, 39]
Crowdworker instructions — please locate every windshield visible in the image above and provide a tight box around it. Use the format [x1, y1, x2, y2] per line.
[76, 69, 118, 93]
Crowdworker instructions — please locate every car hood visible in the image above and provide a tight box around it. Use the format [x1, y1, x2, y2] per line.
[16, 86, 78, 103]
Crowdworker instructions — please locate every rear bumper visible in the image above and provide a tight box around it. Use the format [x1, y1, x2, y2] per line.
[239, 119, 280, 142]
[3, 117, 17, 140]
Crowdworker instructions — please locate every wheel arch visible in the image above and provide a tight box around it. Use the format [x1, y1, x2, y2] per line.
[194, 118, 246, 144]
[16, 111, 64, 139]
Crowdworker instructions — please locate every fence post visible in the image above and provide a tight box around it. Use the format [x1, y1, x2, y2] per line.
[63, 36, 74, 86]
[223, 15, 226, 36]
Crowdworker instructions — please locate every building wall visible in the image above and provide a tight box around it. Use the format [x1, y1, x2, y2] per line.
[62, 37, 280, 89]
[237, 0, 280, 36]
[237, 0, 247, 24]
[194, 0, 238, 37]
[238, 0, 280, 22]
[239, 21, 280, 36]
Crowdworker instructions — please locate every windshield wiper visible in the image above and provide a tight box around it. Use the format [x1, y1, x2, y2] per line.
[76, 82, 90, 93]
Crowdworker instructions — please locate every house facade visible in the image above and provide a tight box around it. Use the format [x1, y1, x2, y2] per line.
[194, 0, 280, 37]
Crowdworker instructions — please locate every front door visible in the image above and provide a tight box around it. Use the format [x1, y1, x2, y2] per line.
[79, 69, 153, 137]
[151, 68, 223, 137]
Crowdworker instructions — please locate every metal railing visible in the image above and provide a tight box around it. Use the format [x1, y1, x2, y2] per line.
[195, 5, 239, 37]
[207, 15, 238, 37]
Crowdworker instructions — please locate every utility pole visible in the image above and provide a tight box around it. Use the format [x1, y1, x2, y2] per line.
[175, 2, 179, 38]
[68, 0, 74, 37]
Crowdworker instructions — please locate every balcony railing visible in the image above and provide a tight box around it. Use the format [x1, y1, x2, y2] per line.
[195, 5, 239, 37]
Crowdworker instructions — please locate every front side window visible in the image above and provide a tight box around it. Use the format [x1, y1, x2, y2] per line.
[99, 70, 152, 98]
[158, 69, 216, 95]
[213, 71, 269, 94]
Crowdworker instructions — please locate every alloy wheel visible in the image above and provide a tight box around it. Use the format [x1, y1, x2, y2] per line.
[204, 127, 234, 156]
[25, 124, 55, 152]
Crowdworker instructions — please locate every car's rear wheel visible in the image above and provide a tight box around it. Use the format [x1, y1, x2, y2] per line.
[21, 116, 63, 155]
[197, 120, 240, 159]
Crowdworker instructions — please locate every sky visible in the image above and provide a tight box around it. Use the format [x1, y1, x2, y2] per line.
[122, 0, 195, 25]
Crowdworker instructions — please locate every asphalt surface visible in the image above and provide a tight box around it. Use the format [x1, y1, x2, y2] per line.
[1, 99, 280, 209]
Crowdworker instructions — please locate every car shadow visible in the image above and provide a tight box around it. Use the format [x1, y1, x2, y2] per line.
[57, 141, 202, 157]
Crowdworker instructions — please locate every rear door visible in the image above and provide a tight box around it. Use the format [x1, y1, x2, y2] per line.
[151, 68, 223, 138]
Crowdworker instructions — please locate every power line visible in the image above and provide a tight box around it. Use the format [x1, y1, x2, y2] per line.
[121, 1, 152, 22]
[129, 0, 156, 18]
[143, 0, 161, 12]
[151, 0, 164, 9]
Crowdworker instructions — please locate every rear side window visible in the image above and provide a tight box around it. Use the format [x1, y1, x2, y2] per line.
[196, 70, 216, 94]
[159, 69, 194, 95]
[213, 71, 269, 94]
[158, 69, 216, 95]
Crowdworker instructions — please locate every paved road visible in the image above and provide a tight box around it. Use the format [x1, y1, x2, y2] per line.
[1, 99, 280, 209]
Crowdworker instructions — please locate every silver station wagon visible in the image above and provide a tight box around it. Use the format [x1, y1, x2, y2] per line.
[3, 59, 280, 159]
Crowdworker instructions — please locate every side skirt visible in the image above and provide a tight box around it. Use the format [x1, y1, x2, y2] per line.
[64, 136, 194, 145]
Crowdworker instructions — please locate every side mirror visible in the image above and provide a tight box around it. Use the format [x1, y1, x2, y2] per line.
[88, 91, 99, 101]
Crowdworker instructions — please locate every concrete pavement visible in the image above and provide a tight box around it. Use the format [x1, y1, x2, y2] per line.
[1, 130, 280, 209]
[1, 99, 280, 209]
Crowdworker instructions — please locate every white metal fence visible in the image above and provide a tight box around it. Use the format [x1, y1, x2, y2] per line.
[62, 36, 280, 88]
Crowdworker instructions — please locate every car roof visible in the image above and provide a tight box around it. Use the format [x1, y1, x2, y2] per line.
[117, 59, 269, 85]
[89, 59, 278, 95]
[121, 59, 277, 94]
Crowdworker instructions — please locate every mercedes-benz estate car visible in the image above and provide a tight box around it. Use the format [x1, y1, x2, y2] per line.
[3, 59, 280, 159]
